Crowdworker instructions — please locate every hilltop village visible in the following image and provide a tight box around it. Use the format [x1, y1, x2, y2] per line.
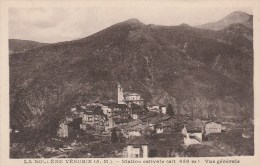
[8, 10, 255, 159]
[18, 83, 247, 158]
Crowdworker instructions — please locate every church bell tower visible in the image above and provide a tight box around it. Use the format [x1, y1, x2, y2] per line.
[118, 83, 125, 104]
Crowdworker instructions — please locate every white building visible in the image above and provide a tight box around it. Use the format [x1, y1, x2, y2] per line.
[57, 122, 69, 138]
[152, 106, 160, 109]
[117, 84, 143, 106]
[124, 93, 144, 106]
[156, 127, 163, 134]
[149, 123, 155, 130]
[80, 123, 87, 130]
[124, 93, 141, 101]
[148, 105, 167, 114]
[132, 113, 138, 120]
[83, 111, 94, 124]
[81, 105, 86, 109]
[155, 125, 164, 134]
[101, 106, 112, 116]
[205, 121, 222, 135]
[182, 125, 202, 146]
[124, 136, 149, 158]
[160, 106, 167, 114]
[71, 107, 77, 112]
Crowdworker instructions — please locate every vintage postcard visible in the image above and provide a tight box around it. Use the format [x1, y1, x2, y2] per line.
[1, 0, 260, 166]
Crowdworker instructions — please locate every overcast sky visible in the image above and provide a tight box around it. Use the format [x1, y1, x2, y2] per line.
[9, 7, 252, 43]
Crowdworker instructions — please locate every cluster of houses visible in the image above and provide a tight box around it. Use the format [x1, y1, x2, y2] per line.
[57, 84, 168, 138]
[121, 120, 226, 158]
[182, 120, 227, 146]
[56, 84, 227, 158]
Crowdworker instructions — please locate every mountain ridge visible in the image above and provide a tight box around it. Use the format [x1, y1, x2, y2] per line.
[9, 12, 253, 134]
[9, 39, 49, 53]
[196, 11, 253, 31]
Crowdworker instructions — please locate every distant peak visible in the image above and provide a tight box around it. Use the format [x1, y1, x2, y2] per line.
[179, 23, 190, 27]
[230, 11, 250, 16]
[123, 18, 143, 24]
[225, 11, 251, 19]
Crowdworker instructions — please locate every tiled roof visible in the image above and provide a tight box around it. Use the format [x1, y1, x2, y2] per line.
[127, 124, 144, 132]
[119, 119, 142, 130]
[140, 115, 150, 120]
[132, 108, 143, 113]
[127, 136, 148, 145]
[107, 103, 127, 108]
[155, 122, 172, 128]
[187, 129, 202, 133]
[149, 108, 161, 111]
[113, 118, 130, 124]
[113, 126, 122, 131]
[185, 123, 203, 133]
[128, 119, 142, 127]
[124, 92, 140, 96]
[205, 121, 221, 124]
[85, 111, 93, 115]
[150, 115, 171, 124]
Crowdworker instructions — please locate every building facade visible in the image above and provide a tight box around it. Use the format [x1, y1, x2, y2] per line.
[205, 121, 221, 135]
[57, 122, 69, 138]
[182, 126, 202, 146]
[124, 137, 149, 158]
[124, 93, 144, 106]
[101, 106, 112, 116]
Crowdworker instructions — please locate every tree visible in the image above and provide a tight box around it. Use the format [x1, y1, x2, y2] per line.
[166, 103, 174, 117]
[111, 128, 118, 143]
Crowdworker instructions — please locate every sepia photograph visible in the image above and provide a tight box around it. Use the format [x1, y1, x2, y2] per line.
[3, 1, 257, 161]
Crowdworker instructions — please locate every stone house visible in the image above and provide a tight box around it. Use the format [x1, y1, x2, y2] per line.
[57, 118, 82, 138]
[57, 121, 69, 138]
[160, 106, 167, 114]
[101, 105, 112, 117]
[155, 124, 164, 134]
[132, 114, 138, 120]
[105, 118, 115, 131]
[124, 93, 144, 106]
[83, 110, 94, 124]
[81, 105, 106, 126]
[148, 105, 166, 114]
[205, 121, 222, 135]
[123, 136, 149, 158]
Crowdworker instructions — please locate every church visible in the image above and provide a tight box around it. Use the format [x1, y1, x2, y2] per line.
[118, 84, 144, 106]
